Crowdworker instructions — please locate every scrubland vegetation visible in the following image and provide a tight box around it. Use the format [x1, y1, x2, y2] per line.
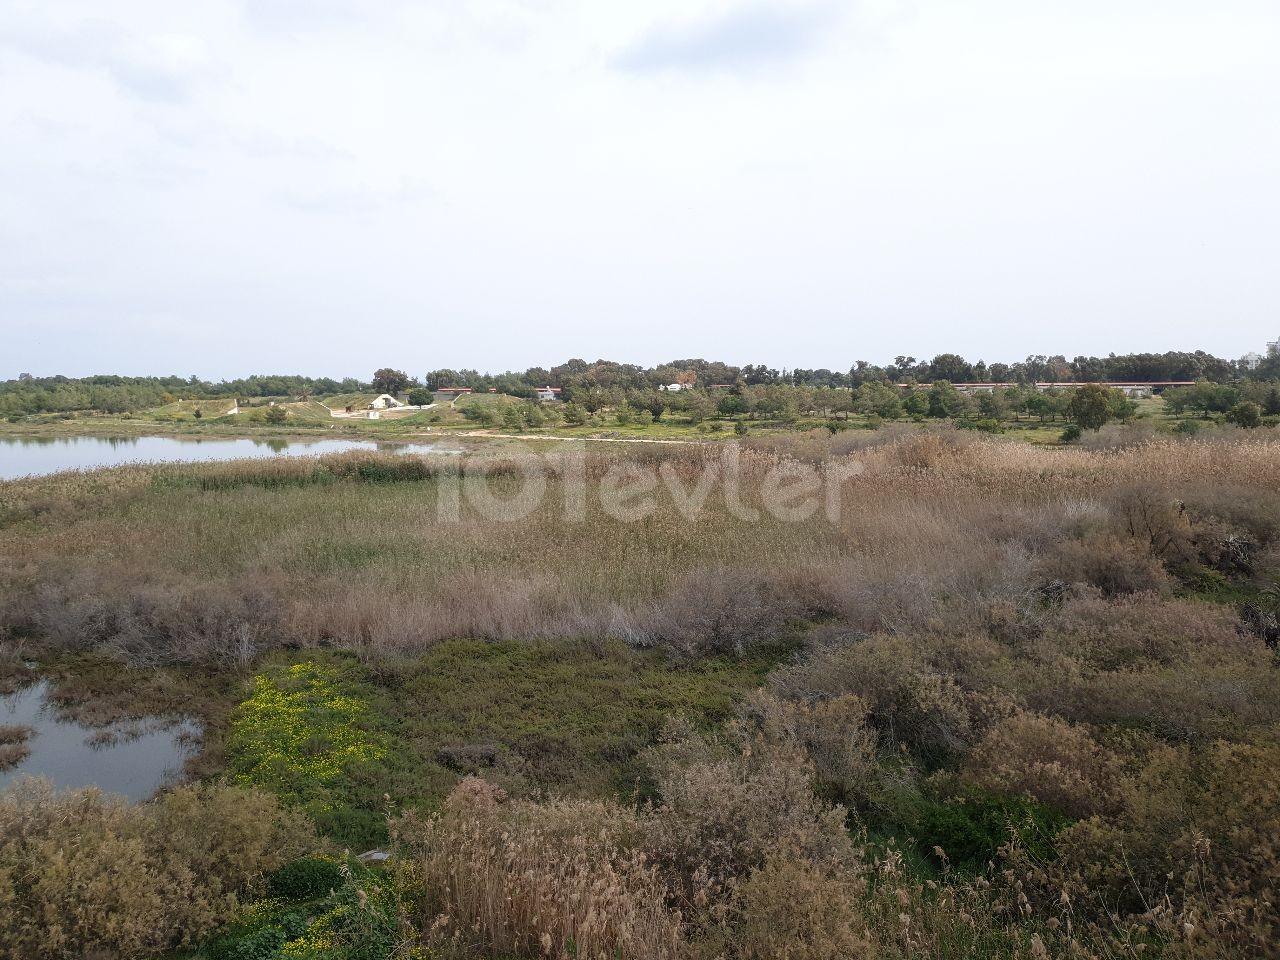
[7, 350, 1280, 446]
[1, 426, 1279, 958]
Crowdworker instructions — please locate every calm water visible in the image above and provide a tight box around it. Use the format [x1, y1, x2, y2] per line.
[0, 434, 451, 480]
[0, 682, 198, 801]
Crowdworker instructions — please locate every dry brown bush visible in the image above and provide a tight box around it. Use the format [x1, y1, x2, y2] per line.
[641, 725, 855, 904]
[0, 725, 33, 772]
[1044, 590, 1253, 669]
[958, 711, 1123, 818]
[0, 778, 315, 959]
[1076, 421, 1165, 450]
[1037, 530, 1172, 595]
[710, 857, 876, 960]
[1051, 660, 1280, 743]
[767, 635, 1010, 765]
[15, 569, 282, 669]
[1052, 732, 1280, 957]
[393, 778, 685, 960]
[732, 691, 882, 811]
[628, 567, 817, 658]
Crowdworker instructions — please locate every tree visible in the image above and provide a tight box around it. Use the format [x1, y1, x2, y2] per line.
[928, 381, 962, 418]
[501, 404, 526, 432]
[1066, 384, 1115, 431]
[855, 382, 902, 419]
[976, 392, 1007, 421]
[372, 368, 411, 394]
[717, 394, 748, 417]
[683, 394, 715, 424]
[903, 391, 928, 418]
[1264, 388, 1280, 417]
[407, 388, 433, 407]
[928, 353, 974, 383]
[1227, 401, 1262, 429]
[562, 403, 588, 426]
[264, 405, 287, 425]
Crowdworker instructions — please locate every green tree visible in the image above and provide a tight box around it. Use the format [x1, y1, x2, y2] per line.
[372, 368, 411, 394]
[562, 402, 588, 426]
[1264, 388, 1280, 417]
[855, 382, 902, 419]
[1227, 401, 1262, 429]
[976, 392, 1007, 421]
[407, 388, 433, 406]
[717, 394, 748, 417]
[264, 405, 287, 425]
[903, 391, 928, 418]
[927, 381, 961, 418]
[1066, 384, 1115, 431]
[683, 393, 715, 424]
[501, 404, 526, 432]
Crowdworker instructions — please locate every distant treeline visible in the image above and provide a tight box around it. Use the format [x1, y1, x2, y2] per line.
[4, 349, 1277, 416]
[431, 349, 1256, 394]
[0, 374, 366, 417]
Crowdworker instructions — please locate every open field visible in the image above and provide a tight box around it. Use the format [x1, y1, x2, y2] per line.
[2, 427, 1279, 958]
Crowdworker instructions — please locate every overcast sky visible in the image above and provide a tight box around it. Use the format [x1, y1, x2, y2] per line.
[2, 1, 1277, 379]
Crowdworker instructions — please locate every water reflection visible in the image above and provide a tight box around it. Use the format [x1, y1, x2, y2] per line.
[0, 682, 198, 802]
[0, 435, 452, 480]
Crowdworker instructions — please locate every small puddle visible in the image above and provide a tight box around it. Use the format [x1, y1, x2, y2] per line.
[0, 681, 199, 801]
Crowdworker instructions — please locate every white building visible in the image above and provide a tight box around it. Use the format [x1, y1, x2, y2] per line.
[659, 382, 692, 392]
[368, 394, 404, 410]
[1268, 336, 1280, 357]
[1242, 352, 1264, 371]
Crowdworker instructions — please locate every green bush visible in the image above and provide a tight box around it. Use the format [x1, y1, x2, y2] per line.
[1059, 424, 1082, 443]
[266, 856, 345, 901]
[203, 907, 310, 960]
[916, 789, 1067, 871]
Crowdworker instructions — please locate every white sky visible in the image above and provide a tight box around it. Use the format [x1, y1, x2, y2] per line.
[1, 0, 1277, 378]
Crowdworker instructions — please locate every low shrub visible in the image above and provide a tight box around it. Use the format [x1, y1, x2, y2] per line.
[715, 857, 875, 960]
[1038, 531, 1172, 596]
[266, 856, 346, 901]
[641, 724, 855, 903]
[0, 779, 315, 960]
[915, 788, 1067, 872]
[958, 711, 1122, 819]
[768, 635, 991, 767]
[1052, 734, 1280, 955]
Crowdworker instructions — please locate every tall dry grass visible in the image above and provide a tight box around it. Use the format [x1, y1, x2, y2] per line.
[393, 778, 685, 960]
[5, 434, 1280, 667]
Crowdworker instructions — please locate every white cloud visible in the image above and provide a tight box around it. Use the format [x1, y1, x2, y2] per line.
[1, 0, 1278, 377]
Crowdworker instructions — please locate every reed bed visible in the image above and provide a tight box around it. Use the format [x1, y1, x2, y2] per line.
[3, 433, 1280, 665]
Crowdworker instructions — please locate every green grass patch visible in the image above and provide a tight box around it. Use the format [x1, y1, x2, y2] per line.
[220, 640, 779, 848]
[390, 638, 786, 799]
[226, 659, 402, 845]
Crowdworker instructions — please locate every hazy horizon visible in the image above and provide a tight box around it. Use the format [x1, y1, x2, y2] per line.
[3, 1, 1278, 379]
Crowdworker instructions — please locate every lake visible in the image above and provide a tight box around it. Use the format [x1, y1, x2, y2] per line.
[0, 681, 198, 802]
[0, 434, 452, 480]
